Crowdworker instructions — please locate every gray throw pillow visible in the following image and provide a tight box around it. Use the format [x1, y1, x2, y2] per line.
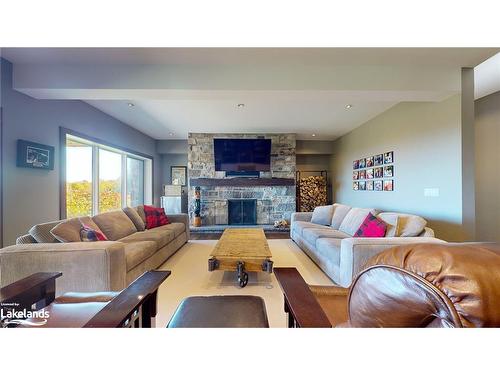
[310, 205, 335, 226]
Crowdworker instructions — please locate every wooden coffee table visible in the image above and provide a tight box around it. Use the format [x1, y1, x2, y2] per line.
[208, 228, 273, 287]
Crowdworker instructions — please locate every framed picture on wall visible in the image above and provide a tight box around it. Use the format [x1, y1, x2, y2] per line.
[374, 154, 384, 166]
[374, 180, 383, 191]
[374, 167, 383, 178]
[359, 170, 366, 179]
[353, 160, 360, 169]
[358, 158, 366, 169]
[359, 181, 366, 191]
[366, 181, 374, 191]
[171, 166, 187, 186]
[353, 181, 359, 191]
[366, 168, 374, 179]
[384, 165, 394, 177]
[353, 171, 359, 180]
[384, 151, 394, 164]
[366, 156, 374, 167]
[16, 139, 55, 170]
[384, 180, 394, 191]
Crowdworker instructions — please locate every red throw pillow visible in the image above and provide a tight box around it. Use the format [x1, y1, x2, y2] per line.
[80, 224, 108, 242]
[354, 212, 387, 237]
[143, 205, 170, 229]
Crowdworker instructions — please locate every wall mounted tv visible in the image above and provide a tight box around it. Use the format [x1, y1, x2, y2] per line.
[214, 138, 272, 172]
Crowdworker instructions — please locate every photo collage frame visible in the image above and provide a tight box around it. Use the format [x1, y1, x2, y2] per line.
[353, 151, 394, 191]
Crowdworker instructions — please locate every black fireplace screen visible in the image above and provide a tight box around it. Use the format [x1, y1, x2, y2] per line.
[228, 199, 257, 225]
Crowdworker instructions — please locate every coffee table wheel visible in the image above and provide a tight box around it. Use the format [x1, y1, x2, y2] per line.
[238, 272, 249, 288]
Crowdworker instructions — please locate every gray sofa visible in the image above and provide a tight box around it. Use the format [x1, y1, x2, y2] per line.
[0, 207, 189, 296]
[291, 203, 445, 287]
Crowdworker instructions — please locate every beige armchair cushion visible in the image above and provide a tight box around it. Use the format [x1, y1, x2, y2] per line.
[123, 207, 146, 231]
[93, 210, 137, 241]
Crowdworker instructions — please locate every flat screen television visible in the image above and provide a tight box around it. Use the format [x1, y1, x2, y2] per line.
[214, 138, 271, 172]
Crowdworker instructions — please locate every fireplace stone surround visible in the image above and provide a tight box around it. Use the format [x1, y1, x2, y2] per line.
[187, 133, 296, 226]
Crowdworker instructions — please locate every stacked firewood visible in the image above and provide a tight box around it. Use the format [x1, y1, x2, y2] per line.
[298, 176, 327, 212]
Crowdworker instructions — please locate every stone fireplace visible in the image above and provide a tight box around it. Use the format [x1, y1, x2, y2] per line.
[187, 133, 296, 226]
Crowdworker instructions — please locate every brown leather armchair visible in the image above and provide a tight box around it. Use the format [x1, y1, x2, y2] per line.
[275, 243, 500, 328]
[0, 271, 170, 328]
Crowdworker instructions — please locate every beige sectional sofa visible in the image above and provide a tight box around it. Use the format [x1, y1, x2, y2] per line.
[0, 207, 189, 296]
[291, 203, 445, 287]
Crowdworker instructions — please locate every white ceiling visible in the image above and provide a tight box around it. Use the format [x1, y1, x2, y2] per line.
[4, 48, 499, 140]
[3, 48, 497, 66]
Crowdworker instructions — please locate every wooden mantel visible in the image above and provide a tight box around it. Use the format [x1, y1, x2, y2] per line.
[189, 177, 295, 187]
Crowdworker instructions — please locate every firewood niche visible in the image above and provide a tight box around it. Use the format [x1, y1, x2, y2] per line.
[296, 171, 328, 212]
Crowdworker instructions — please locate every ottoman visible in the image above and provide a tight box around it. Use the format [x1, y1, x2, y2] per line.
[167, 295, 269, 328]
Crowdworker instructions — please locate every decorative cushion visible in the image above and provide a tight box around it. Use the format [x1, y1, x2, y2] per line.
[28, 220, 63, 243]
[143, 205, 170, 229]
[123, 207, 146, 231]
[80, 224, 108, 242]
[354, 213, 387, 237]
[16, 234, 38, 244]
[330, 204, 352, 230]
[377, 212, 427, 237]
[383, 216, 400, 237]
[135, 205, 147, 225]
[338, 207, 377, 236]
[311, 205, 334, 226]
[50, 216, 101, 243]
[92, 210, 137, 241]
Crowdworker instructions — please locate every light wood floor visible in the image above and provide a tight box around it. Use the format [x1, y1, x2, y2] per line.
[154, 239, 334, 328]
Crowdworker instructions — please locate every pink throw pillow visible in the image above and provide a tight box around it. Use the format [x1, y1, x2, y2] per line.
[354, 213, 387, 237]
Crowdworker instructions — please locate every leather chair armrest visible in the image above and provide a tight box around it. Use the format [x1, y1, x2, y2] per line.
[0, 272, 62, 309]
[274, 267, 331, 328]
[84, 270, 171, 328]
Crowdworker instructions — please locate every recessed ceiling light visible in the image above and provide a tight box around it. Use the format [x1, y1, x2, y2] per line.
[237, 103, 245, 109]
[345, 104, 353, 109]
[128, 103, 134, 107]
[169, 132, 174, 136]
[311, 134, 316, 137]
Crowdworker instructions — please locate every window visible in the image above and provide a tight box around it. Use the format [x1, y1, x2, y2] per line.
[66, 138, 93, 218]
[99, 149, 122, 213]
[127, 157, 145, 207]
[65, 133, 152, 218]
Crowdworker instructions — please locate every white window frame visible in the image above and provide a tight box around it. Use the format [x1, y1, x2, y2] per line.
[66, 134, 153, 217]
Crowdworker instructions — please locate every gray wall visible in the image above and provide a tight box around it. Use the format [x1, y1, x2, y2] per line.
[161, 153, 188, 186]
[475, 90, 500, 242]
[1, 58, 161, 245]
[331, 95, 465, 241]
[156, 140, 188, 154]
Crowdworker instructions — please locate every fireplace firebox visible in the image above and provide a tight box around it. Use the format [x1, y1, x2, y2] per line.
[228, 199, 257, 225]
